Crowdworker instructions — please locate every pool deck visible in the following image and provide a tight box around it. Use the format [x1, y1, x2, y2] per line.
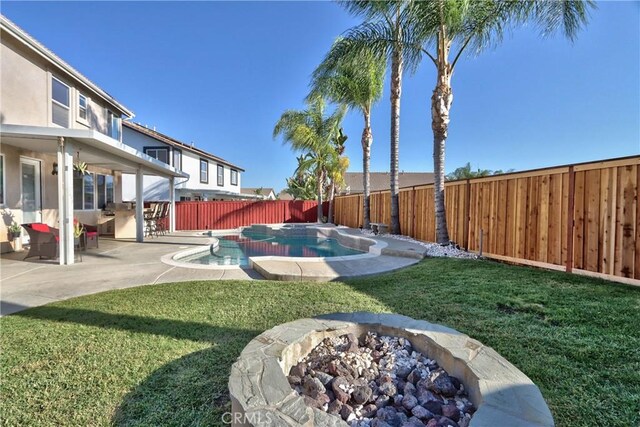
[0, 227, 427, 316]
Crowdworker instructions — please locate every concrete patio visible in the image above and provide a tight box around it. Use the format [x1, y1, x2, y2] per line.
[0, 232, 261, 316]
[1, 229, 428, 316]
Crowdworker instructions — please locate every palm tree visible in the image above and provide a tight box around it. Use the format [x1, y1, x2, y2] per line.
[330, 0, 426, 234]
[273, 97, 345, 221]
[326, 129, 350, 224]
[413, 0, 594, 243]
[309, 44, 385, 229]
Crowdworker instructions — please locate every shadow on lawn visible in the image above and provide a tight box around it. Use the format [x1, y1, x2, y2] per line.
[15, 306, 258, 426]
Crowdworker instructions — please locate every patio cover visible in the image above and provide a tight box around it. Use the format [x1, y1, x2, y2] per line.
[0, 124, 189, 265]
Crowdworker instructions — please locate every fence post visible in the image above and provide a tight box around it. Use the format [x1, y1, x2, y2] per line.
[412, 187, 417, 239]
[464, 179, 471, 250]
[566, 166, 576, 272]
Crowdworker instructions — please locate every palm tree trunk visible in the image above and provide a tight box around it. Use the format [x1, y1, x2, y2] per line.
[316, 169, 324, 222]
[361, 110, 373, 229]
[432, 30, 452, 244]
[328, 183, 335, 224]
[389, 43, 403, 235]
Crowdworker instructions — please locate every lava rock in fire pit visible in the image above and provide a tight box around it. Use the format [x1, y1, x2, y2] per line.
[353, 384, 373, 404]
[289, 332, 475, 426]
[303, 376, 326, 397]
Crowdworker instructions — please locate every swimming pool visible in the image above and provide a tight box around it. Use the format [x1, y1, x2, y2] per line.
[179, 229, 365, 266]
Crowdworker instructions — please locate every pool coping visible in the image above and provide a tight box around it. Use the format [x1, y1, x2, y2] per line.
[160, 224, 387, 271]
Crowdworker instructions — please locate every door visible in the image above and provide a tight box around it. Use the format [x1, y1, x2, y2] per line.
[20, 157, 42, 243]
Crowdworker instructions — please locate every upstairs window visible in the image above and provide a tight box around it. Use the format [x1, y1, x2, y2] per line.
[144, 147, 169, 164]
[52, 77, 70, 127]
[200, 159, 208, 183]
[173, 149, 182, 171]
[78, 94, 88, 121]
[217, 164, 224, 186]
[231, 169, 238, 186]
[107, 110, 121, 140]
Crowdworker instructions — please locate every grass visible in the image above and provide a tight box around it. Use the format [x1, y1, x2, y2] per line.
[1, 258, 639, 427]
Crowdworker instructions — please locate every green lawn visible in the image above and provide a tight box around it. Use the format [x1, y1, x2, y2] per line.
[1, 258, 638, 427]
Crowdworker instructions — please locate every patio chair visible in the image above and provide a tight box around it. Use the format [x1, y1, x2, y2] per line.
[81, 223, 99, 249]
[155, 202, 170, 236]
[144, 203, 160, 238]
[22, 223, 59, 259]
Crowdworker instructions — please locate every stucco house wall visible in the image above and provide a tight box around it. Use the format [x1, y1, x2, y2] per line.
[0, 16, 130, 252]
[120, 124, 243, 201]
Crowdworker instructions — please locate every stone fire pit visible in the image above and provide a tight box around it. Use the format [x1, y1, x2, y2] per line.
[228, 312, 554, 427]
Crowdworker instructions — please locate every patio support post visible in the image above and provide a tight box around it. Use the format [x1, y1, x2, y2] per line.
[135, 167, 144, 242]
[62, 138, 75, 265]
[57, 137, 66, 265]
[169, 176, 175, 233]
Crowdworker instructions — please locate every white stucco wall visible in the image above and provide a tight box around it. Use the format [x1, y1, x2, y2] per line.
[121, 125, 242, 201]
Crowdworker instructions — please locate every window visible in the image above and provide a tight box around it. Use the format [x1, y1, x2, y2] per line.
[179, 196, 191, 201]
[0, 155, 4, 205]
[107, 110, 121, 140]
[217, 164, 224, 186]
[230, 169, 238, 186]
[200, 159, 208, 183]
[173, 149, 182, 171]
[97, 174, 114, 209]
[52, 77, 70, 127]
[73, 173, 95, 210]
[78, 94, 88, 121]
[144, 147, 169, 164]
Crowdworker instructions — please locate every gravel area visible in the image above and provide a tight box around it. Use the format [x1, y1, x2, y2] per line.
[359, 230, 479, 259]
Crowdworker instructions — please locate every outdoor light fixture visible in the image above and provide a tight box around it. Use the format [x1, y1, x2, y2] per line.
[52, 162, 58, 175]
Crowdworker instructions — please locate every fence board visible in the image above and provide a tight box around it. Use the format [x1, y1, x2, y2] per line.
[333, 156, 639, 283]
[175, 200, 327, 230]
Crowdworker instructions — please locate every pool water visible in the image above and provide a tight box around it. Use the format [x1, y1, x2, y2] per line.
[181, 231, 365, 266]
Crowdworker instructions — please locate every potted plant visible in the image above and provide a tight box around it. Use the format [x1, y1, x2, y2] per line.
[8, 222, 23, 252]
[73, 161, 88, 177]
[8, 222, 22, 241]
[73, 218, 85, 246]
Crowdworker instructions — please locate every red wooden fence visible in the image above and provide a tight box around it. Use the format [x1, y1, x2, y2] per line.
[174, 200, 328, 230]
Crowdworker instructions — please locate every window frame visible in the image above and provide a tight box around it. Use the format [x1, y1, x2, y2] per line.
[107, 110, 121, 141]
[143, 146, 170, 165]
[172, 148, 182, 171]
[217, 164, 224, 187]
[77, 93, 89, 124]
[0, 154, 5, 206]
[230, 169, 238, 186]
[73, 172, 96, 211]
[51, 76, 70, 127]
[96, 174, 114, 210]
[200, 159, 209, 184]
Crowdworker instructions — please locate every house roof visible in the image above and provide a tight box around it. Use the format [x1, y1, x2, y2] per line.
[241, 187, 275, 196]
[342, 172, 435, 193]
[0, 15, 133, 118]
[123, 121, 245, 171]
[277, 191, 294, 200]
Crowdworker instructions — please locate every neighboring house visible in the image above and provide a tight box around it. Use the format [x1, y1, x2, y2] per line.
[339, 172, 435, 195]
[240, 187, 276, 200]
[0, 15, 185, 263]
[121, 122, 244, 201]
[277, 190, 294, 201]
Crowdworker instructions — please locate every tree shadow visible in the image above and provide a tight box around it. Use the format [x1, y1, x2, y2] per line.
[14, 306, 259, 426]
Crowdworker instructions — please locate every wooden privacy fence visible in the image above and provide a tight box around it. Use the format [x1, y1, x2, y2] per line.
[334, 156, 640, 284]
[174, 200, 328, 230]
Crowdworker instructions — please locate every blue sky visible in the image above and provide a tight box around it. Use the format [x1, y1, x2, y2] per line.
[3, 1, 639, 190]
